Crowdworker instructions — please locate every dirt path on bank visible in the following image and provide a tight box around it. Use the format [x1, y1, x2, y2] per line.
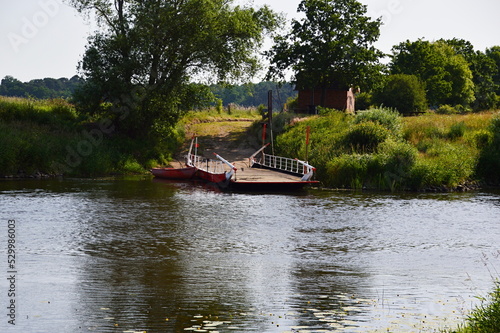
[169, 119, 263, 170]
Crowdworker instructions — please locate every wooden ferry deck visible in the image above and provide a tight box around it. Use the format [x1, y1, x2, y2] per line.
[231, 161, 300, 182]
[229, 159, 319, 191]
[167, 141, 319, 191]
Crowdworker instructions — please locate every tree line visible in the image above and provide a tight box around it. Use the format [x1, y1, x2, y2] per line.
[210, 82, 296, 110]
[367, 39, 500, 114]
[3, 0, 500, 141]
[0, 75, 83, 99]
[0, 75, 297, 110]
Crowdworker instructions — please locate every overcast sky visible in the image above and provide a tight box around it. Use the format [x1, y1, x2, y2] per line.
[1, 0, 500, 82]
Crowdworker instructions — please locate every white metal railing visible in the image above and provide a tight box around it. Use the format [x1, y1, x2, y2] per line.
[188, 153, 229, 174]
[185, 137, 236, 181]
[250, 146, 316, 181]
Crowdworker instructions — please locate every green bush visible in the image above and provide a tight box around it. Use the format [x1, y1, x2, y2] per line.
[354, 107, 403, 135]
[467, 129, 494, 149]
[275, 111, 350, 165]
[0, 96, 80, 129]
[436, 104, 458, 114]
[372, 74, 428, 114]
[447, 121, 467, 140]
[0, 122, 73, 176]
[271, 107, 495, 191]
[325, 153, 374, 189]
[285, 95, 298, 111]
[0, 96, 182, 177]
[476, 113, 500, 184]
[318, 107, 342, 116]
[342, 122, 389, 153]
[355, 92, 372, 111]
[412, 142, 477, 188]
[375, 140, 418, 190]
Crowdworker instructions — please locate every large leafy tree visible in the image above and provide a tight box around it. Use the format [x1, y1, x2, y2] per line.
[440, 39, 497, 110]
[485, 46, 500, 95]
[372, 74, 427, 114]
[390, 39, 475, 108]
[68, 0, 279, 138]
[266, 0, 384, 91]
[469, 52, 498, 110]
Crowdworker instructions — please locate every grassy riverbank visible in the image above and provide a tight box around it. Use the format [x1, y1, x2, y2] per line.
[274, 108, 500, 191]
[0, 96, 178, 177]
[0, 96, 259, 177]
[2, 96, 500, 189]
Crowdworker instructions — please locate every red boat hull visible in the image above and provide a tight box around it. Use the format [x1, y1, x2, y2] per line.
[195, 169, 228, 184]
[151, 167, 197, 179]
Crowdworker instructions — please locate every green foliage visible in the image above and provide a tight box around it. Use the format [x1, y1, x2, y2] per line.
[216, 99, 223, 114]
[477, 113, 500, 184]
[275, 110, 417, 190]
[412, 142, 477, 189]
[266, 0, 384, 91]
[275, 111, 350, 169]
[486, 46, 500, 95]
[447, 121, 467, 140]
[377, 141, 418, 190]
[0, 96, 79, 129]
[446, 39, 499, 102]
[463, 282, 500, 333]
[274, 109, 496, 191]
[450, 282, 500, 333]
[324, 140, 418, 191]
[325, 153, 373, 189]
[0, 120, 161, 177]
[467, 129, 494, 149]
[210, 82, 297, 110]
[354, 107, 402, 135]
[342, 122, 389, 153]
[372, 74, 428, 114]
[0, 75, 83, 99]
[390, 39, 475, 107]
[286, 95, 299, 111]
[0, 96, 182, 177]
[70, 0, 280, 139]
[0, 122, 62, 175]
[317, 107, 341, 116]
[354, 92, 372, 111]
[467, 48, 498, 111]
[436, 104, 459, 115]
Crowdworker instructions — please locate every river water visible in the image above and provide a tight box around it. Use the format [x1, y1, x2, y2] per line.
[0, 177, 499, 332]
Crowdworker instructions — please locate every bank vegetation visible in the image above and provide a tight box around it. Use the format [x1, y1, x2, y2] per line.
[449, 281, 500, 333]
[273, 107, 500, 191]
[2, 96, 499, 192]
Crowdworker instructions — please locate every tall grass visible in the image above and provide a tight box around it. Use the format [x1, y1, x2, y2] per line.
[0, 120, 168, 176]
[179, 105, 260, 125]
[275, 110, 352, 179]
[450, 281, 500, 333]
[0, 96, 177, 176]
[476, 113, 500, 184]
[275, 108, 499, 191]
[0, 96, 79, 129]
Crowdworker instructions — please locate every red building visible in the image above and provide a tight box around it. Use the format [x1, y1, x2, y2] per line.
[296, 86, 355, 114]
